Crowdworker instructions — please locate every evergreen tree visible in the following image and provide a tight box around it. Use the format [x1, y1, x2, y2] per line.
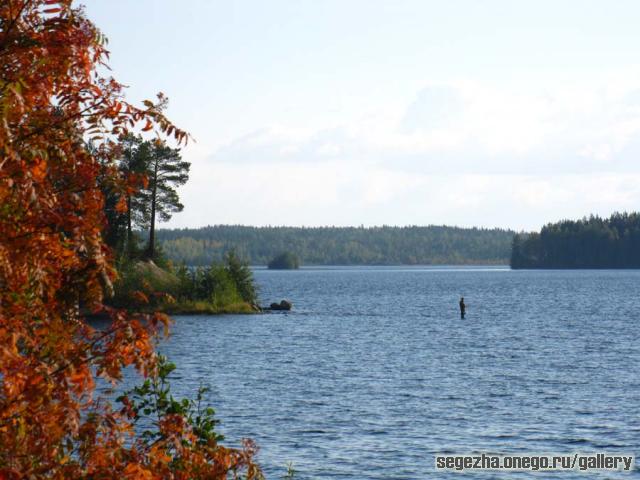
[101, 136, 190, 260]
[119, 134, 151, 255]
[94, 141, 128, 255]
[140, 140, 190, 259]
[511, 212, 640, 269]
[224, 250, 257, 304]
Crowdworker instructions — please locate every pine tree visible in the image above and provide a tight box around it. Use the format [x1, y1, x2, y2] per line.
[142, 140, 190, 259]
[225, 250, 257, 304]
[119, 135, 151, 255]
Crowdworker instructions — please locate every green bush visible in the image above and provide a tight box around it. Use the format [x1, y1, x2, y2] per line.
[112, 251, 258, 314]
[225, 250, 257, 304]
[117, 355, 223, 447]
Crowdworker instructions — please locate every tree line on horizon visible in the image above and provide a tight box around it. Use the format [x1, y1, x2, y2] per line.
[156, 225, 514, 266]
[511, 212, 640, 268]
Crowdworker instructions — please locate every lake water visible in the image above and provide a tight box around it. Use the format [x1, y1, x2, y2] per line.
[155, 267, 640, 478]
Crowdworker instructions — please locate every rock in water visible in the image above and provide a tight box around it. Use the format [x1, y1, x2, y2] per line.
[269, 300, 292, 311]
[279, 299, 292, 310]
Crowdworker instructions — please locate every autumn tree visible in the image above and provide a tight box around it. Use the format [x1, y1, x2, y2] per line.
[0, 1, 260, 478]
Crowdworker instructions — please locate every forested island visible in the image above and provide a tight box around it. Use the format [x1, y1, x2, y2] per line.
[268, 252, 300, 269]
[511, 213, 640, 268]
[157, 225, 514, 266]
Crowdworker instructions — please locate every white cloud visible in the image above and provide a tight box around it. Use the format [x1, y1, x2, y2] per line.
[167, 77, 640, 230]
[207, 79, 640, 176]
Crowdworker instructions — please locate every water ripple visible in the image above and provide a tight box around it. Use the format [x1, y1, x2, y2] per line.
[116, 268, 640, 479]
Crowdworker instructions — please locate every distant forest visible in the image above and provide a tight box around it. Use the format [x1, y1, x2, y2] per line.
[511, 213, 640, 269]
[156, 225, 514, 266]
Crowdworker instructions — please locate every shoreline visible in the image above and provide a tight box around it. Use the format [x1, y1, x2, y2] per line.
[84, 301, 260, 320]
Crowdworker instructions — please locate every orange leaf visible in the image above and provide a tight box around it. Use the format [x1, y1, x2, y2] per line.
[31, 158, 47, 182]
[69, 371, 86, 386]
[115, 196, 128, 213]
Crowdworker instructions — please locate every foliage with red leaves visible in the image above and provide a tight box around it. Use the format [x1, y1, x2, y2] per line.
[0, 2, 261, 478]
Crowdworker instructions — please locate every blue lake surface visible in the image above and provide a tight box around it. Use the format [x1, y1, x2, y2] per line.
[151, 267, 640, 478]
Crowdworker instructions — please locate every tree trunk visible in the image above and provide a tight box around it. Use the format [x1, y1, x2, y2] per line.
[126, 194, 132, 256]
[147, 158, 158, 259]
[125, 142, 134, 257]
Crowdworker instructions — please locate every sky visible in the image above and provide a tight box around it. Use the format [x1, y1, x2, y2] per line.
[84, 0, 640, 231]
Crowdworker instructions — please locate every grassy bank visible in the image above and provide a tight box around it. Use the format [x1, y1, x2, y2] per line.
[163, 300, 257, 315]
[111, 252, 259, 315]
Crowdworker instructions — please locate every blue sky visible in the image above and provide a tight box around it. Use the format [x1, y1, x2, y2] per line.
[84, 0, 640, 230]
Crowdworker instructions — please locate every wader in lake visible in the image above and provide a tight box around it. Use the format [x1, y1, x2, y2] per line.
[459, 297, 466, 319]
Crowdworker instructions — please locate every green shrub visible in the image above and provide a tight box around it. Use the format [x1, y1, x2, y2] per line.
[225, 250, 257, 304]
[112, 256, 258, 314]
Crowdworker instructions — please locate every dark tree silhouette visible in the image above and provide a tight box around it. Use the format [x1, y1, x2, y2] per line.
[511, 212, 640, 269]
[140, 140, 190, 259]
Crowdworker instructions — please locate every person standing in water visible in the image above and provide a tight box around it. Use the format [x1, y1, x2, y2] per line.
[459, 297, 466, 319]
